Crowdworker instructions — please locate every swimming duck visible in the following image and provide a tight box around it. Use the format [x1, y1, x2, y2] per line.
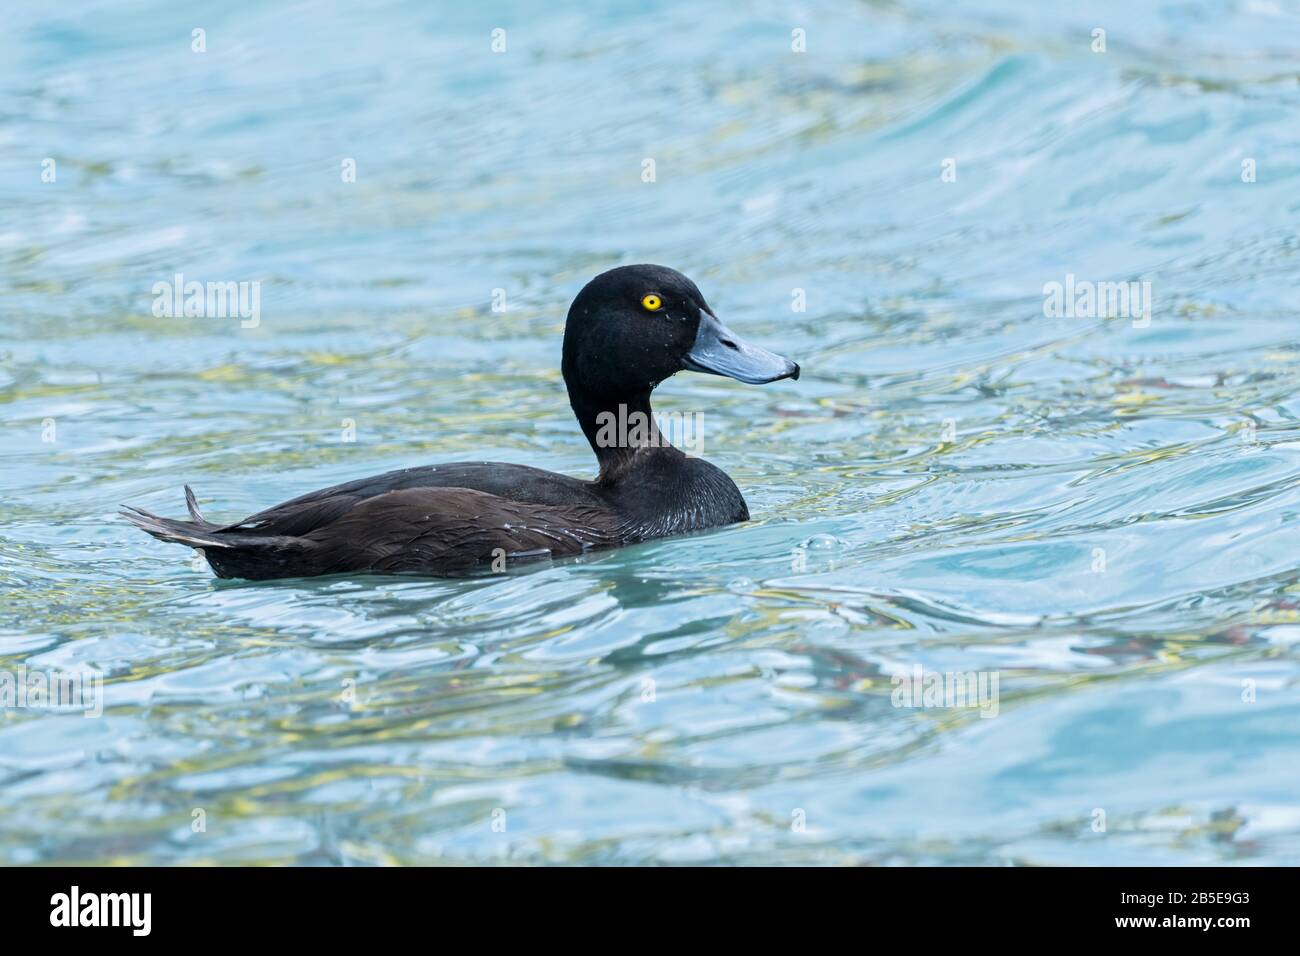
[123, 264, 800, 580]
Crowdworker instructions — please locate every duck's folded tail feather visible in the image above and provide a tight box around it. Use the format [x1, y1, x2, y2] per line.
[120, 504, 234, 549]
[184, 484, 206, 523]
[121, 487, 270, 550]
[123, 491, 313, 580]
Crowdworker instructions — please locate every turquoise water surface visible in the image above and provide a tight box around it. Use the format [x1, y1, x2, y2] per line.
[2, 1, 1299, 864]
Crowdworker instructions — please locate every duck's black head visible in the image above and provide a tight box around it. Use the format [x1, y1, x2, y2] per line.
[561, 264, 799, 471]
[562, 264, 799, 397]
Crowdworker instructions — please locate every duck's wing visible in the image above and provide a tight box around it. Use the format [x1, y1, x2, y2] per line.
[220, 461, 600, 537]
[297, 486, 623, 577]
[124, 485, 624, 580]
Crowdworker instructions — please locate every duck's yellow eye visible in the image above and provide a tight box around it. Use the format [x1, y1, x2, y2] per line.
[641, 294, 663, 312]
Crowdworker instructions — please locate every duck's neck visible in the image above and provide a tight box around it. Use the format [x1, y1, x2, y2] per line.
[567, 386, 671, 483]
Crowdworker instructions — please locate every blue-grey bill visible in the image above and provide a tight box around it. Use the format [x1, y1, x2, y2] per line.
[683, 311, 800, 384]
